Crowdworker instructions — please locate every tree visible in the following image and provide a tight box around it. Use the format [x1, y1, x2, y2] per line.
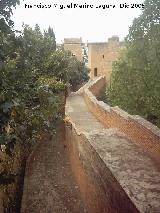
[44, 49, 89, 89]
[46, 26, 56, 50]
[0, 24, 66, 148]
[0, 0, 21, 61]
[0, 22, 89, 149]
[0, 3, 89, 210]
[0, 0, 20, 29]
[67, 56, 89, 90]
[108, 0, 160, 127]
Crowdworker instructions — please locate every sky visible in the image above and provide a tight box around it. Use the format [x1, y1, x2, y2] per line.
[12, 0, 144, 43]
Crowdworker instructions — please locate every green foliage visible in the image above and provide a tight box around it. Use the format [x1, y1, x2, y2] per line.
[0, 2, 89, 210]
[0, 24, 64, 149]
[97, 87, 109, 103]
[108, 0, 160, 127]
[38, 77, 66, 92]
[67, 56, 89, 90]
[0, 22, 89, 152]
[0, 0, 20, 29]
[16, 24, 56, 72]
[0, 0, 89, 152]
[44, 49, 89, 90]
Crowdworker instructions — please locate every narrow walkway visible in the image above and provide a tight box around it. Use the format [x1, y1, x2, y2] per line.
[21, 128, 87, 213]
[66, 93, 160, 212]
[66, 94, 104, 133]
[21, 89, 160, 212]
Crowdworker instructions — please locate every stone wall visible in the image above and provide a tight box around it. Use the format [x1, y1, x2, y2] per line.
[65, 76, 160, 212]
[88, 36, 125, 81]
[83, 76, 160, 165]
[65, 120, 139, 213]
[64, 38, 83, 61]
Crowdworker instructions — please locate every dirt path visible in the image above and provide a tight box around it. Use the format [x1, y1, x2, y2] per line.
[21, 128, 87, 213]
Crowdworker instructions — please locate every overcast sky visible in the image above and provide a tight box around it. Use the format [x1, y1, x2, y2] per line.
[12, 0, 144, 43]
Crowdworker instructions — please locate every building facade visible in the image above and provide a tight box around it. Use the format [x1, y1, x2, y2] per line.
[64, 38, 83, 62]
[63, 36, 125, 81]
[88, 36, 125, 81]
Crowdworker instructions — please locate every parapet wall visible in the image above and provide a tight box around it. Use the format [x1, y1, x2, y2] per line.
[65, 120, 139, 213]
[83, 76, 160, 165]
[65, 77, 160, 212]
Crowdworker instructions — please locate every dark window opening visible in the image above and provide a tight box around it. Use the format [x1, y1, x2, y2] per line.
[94, 68, 98, 77]
[103, 55, 104, 59]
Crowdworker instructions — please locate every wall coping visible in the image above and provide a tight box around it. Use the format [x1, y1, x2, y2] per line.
[83, 76, 160, 138]
[65, 116, 160, 213]
[65, 77, 160, 212]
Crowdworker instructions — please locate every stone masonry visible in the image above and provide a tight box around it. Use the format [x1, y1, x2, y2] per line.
[64, 36, 125, 81]
[88, 36, 125, 81]
[64, 38, 83, 61]
[65, 76, 160, 213]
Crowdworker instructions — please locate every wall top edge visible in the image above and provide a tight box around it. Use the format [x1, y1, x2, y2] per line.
[84, 76, 160, 138]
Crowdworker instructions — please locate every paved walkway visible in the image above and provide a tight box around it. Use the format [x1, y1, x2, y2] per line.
[66, 94, 104, 133]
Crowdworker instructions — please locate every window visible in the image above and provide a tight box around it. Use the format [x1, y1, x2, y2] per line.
[103, 55, 104, 59]
[94, 68, 98, 77]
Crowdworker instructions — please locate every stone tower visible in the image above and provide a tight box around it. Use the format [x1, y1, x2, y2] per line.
[64, 38, 83, 61]
[88, 36, 125, 81]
